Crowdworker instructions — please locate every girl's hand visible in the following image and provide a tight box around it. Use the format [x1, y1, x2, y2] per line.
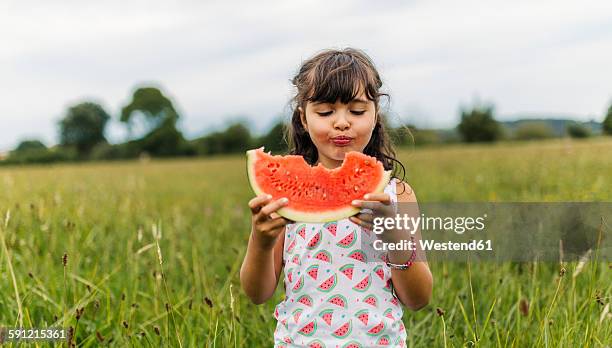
[248, 194, 291, 250]
[350, 193, 399, 241]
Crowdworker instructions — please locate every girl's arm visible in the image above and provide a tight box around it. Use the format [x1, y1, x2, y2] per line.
[387, 182, 433, 310]
[240, 194, 290, 304]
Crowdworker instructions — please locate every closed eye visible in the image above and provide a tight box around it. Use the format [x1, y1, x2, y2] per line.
[317, 111, 333, 116]
[351, 110, 366, 115]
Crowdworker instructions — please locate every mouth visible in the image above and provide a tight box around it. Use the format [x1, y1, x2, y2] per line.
[331, 136, 353, 146]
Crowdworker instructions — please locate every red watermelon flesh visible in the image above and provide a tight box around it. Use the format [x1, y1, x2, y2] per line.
[247, 148, 391, 223]
[374, 265, 385, 280]
[286, 239, 297, 253]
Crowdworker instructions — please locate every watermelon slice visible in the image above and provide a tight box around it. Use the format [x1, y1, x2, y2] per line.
[324, 221, 337, 236]
[292, 274, 304, 292]
[298, 320, 317, 336]
[307, 339, 326, 348]
[313, 250, 332, 263]
[355, 309, 369, 325]
[339, 263, 354, 280]
[296, 224, 307, 239]
[332, 320, 352, 338]
[353, 275, 371, 292]
[342, 342, 362, 348]
[317, 274, 337, 292]
[306, 230, 322, 249]
[296, 294, 313, 307]
[366, 320, 386, 336]
[377, 335, 391, 346]
[286, 238, 297, 254]
[363, 294, 378, 307]
[306, 264, 319, 280]
[319, 309, 334, 326]
[292, 308, 303, 323]
[327, 294, 347, 308]
[347, 249, 367, 263]
[336, 229, 357, 248]
[246, 148, 391, 223]
[373, 265, 385, 280]
[383, 308, 394, 320]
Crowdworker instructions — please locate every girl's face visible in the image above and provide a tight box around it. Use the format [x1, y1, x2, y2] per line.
[299, 90, 377, 169]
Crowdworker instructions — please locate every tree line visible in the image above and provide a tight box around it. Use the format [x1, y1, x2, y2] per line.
[4, 86, 612, 165]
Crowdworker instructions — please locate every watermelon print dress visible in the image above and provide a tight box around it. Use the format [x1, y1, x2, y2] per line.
[273, 178, 407, 348]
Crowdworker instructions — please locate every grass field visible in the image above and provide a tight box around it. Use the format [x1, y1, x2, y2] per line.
[0, 138, 611, 347]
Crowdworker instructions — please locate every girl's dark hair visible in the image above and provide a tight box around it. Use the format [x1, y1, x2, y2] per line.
[286, 47, 406, 184]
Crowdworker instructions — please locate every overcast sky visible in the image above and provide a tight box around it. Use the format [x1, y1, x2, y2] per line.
[1, 0, 611, 151]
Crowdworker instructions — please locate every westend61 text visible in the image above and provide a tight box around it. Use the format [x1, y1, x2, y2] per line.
[373, 239, 493, 251]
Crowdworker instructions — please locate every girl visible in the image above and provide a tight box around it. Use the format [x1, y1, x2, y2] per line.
[240, 48, 433, 347]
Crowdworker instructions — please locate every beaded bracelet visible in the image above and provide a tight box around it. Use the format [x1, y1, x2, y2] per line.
[386, 236, 417, 270]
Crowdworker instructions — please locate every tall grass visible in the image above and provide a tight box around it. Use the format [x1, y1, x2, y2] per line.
[0, 138, 610, 347]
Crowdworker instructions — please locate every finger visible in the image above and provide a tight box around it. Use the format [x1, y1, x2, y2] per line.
[350, 216, 373, 230]
[351, 200, 382, 211]
[258, 198, 289, 221]
[355, 213, 374, 223]
[363, 193, 391, 205]
[249, 194, 272, 214]
[259, 217, 291, 234]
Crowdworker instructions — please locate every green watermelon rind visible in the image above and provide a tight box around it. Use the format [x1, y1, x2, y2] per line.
[317, 274, 337, 292]
[247, 148, 391, 223]
[341, 341, 362, 348]
[297, 320, 317, 337]
[336, 230, 357, 248]
[332, 320, 352, 339]
[327, 294, 348, 308]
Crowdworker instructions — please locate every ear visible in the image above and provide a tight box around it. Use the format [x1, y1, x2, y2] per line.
[298, 106, 308, 131]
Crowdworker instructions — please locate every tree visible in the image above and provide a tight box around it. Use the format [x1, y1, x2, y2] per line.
[604, 103, 612, 135]
[457, 104, 501, 142]
[258, 121, 287, 152]
[121, 86, 187, 156]
[566, 123, 591, 138]
[195, 122, 253, 155]
[15, 139, 47, 152]
[120, 87, 179, 135]
[59, 102, 110, 155]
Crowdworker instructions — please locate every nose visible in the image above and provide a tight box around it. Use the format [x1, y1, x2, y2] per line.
[334, 111, 350, 131]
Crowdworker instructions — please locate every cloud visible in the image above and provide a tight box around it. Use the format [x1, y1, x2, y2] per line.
[1, 0, 611, 150]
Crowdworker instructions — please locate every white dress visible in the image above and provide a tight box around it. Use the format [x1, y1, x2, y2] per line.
[273, 178, 407, 348]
